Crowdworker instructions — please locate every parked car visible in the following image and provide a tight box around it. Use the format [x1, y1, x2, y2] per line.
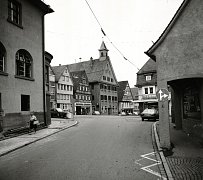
[120, 112, 126, 116]
[92, 111, 100, 115]
[51, 108, 67, 118]
[140, 108, 159, 121]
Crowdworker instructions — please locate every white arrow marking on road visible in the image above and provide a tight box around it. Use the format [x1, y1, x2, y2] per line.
[158, 90, 168, 101]
[134, 152, 167, 180]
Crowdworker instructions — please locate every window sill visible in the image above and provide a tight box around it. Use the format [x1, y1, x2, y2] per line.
[7, 19, 23, 29]
[15, 75, 35, 81]
[0, 71, 8, 76]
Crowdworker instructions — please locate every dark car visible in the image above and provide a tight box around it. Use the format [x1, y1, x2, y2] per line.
[51, 108, 67, 118]
[141, 108, 159, 121]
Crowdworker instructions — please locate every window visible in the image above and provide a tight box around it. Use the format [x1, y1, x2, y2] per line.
[0, 42, 6, 72]
[92, 95, 94, 101]
[111, 78, 113, 82]
[107, 77, 110, 81]
[183, 86, 201, 119]
[150, 87, 153, 94]
[145, 88, 148, 94]
[66, 76, 69, 82]
[108, 96, 111, 101]
[8, 0, 22, 26]
[58, 84, 60, 90]
[146, 75, 151, 81]
[82, 78, 86, 84]
[103, 76, 106, 80]
[21, 95, 30, 111]
[101, 95, 103, 100]
[16, 50, 32, 78]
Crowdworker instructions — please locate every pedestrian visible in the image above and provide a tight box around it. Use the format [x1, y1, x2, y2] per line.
[30, 112, 38, 134]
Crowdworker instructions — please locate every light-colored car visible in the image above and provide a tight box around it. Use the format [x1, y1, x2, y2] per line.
[51, 108, 67, 118]
[120, 112, 126, 116]
[92, 111, 100, 115]
[141, 108, 159, 121]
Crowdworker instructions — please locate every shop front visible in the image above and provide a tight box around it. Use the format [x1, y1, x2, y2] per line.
[169, 78, 203, 142]
[75, 102, 92, 115]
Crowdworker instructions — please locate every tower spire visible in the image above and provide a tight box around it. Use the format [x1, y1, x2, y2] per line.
[99, 41, 109, 61]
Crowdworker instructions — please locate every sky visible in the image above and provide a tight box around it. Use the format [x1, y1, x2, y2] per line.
[44, 0, 183, 87]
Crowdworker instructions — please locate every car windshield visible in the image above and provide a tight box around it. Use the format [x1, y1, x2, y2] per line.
[56, 108, 63, 112]
[143, 109, 156, 114]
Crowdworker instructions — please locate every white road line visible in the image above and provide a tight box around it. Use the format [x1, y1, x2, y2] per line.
[134, 152, 167, 180]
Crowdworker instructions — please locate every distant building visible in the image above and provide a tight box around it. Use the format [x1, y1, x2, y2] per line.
[145, 0, 203, 148]
[52, 65, 73, 113]
[68, 41, 119, 115]
[0, 0, 53, 132]
[45, 51, 54, 125]
[69, 70, 92, 115]
[135, 59, 158, 113]
[49, 66, 56, 109]
[131, 87, 140, 114]
[117, 81, 134, 114]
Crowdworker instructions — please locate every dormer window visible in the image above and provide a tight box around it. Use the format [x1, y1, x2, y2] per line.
[146, 75, 151, 81]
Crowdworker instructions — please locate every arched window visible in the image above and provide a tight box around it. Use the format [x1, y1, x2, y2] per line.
[0, 42, 6, 72]
[16, 49, 32, 78]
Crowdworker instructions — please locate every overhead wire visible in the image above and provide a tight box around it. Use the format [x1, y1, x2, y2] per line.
[84, 0, 140, 71]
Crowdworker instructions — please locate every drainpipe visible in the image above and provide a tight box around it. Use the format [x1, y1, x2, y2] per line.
[42, 15, 47, 126]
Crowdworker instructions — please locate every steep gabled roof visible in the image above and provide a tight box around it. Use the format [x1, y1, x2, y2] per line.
[130, 87, 138, 100]
[68, 58, 108, 83]
[117, 81, 129, 102]
[52, 65, 67, 82]
[137, 59, 156, 75]
[69, 70, 88, 90]
[145, 0, 189, 59]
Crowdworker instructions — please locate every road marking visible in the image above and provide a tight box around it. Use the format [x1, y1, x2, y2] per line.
[134, 152, 167, 180]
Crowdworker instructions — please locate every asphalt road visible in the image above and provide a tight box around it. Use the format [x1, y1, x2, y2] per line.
[0, 115, 165, 180]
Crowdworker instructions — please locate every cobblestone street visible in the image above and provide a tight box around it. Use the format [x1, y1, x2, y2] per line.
[166, 157, 203, 180]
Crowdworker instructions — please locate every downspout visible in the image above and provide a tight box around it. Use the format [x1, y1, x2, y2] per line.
[42, 14, 47, 126]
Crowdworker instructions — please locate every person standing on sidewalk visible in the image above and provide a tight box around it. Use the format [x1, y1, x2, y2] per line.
[29, 112, 38, 134]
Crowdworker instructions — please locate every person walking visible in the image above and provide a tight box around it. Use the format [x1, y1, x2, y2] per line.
[30, 112, 38, 134]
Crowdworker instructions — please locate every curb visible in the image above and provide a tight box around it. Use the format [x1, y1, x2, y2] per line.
[0, 121, 79, 157]
[153, 122, 174, 180]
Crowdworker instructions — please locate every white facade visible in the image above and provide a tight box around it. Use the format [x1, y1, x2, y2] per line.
[56, 68, 73, 112]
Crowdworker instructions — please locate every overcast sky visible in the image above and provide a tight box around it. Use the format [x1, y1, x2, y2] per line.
[44, 0, 183, 87]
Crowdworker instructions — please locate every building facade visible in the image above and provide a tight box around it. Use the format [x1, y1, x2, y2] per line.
[68, 41, 119, 115]
[49, 66, 56, 109]
[118, 81, 134, 115]
[146, 0, 203, 148]
[135, 59, 158, 113]
[52, 65, 73, 113]
[131, 87, 140, 114]
[0, 0, 53, 132]
[70, 70, 92, 115]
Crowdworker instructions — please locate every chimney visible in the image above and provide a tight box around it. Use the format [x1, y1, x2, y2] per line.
[59, 64, 61, 66]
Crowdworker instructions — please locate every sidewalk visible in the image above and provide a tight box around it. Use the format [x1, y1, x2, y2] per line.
[0, 119, 78, 157]
[154, 122, 203, 180]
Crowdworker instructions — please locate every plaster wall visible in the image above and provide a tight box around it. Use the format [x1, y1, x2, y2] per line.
[0, 0, 46, 129]
[154, 0, 203, 82]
